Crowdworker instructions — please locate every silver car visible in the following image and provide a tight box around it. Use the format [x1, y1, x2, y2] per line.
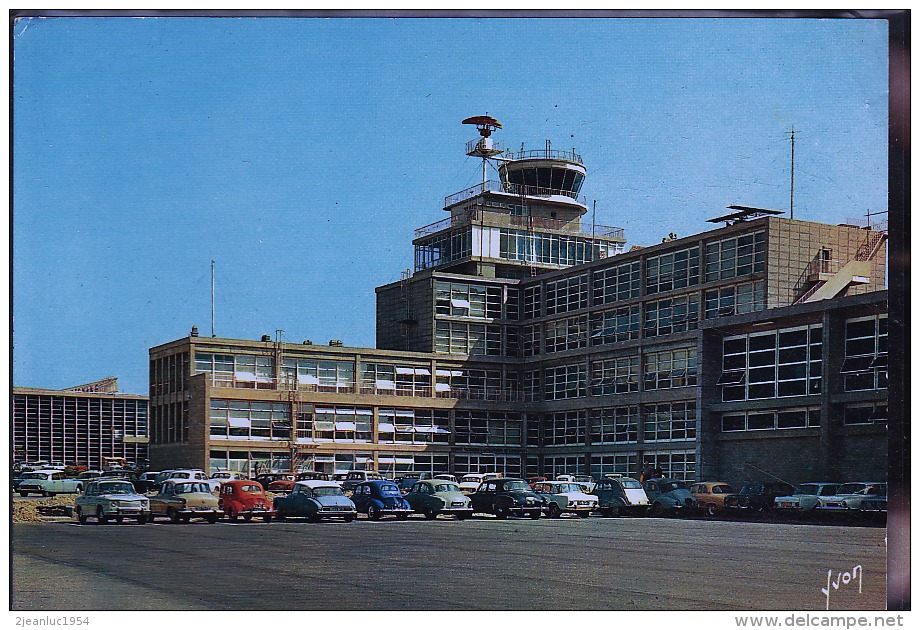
[74, 479, 151, 524]
[773, 482, 839, 515]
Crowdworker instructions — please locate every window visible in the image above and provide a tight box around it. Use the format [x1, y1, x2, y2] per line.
[209, 399, 291, 441]
[522, 285, 541, 319]
[591, 356, 639, 395]
[359, 363, 431, 396]
[644, 294, 699, 337]
[545, 315, 589, 353]
[378, 409, 450, 445]
[544, 364, 587, 400]
[704, 281, 766, 319]
[522, 324, 541, 357]
[415, 229, 472, 271]
[644, 347, 697, 390]
[544, 455, 586, 477]
[435, 321, 502, 356]
[719, 325, 822, 401]
[435, 281, 504, 319]
[499, 229, 603, 267]
[843, 315, 888, 392]
[646, 246, 700, 294]
[642, 450, 696, 481]
[455, 411, 523, 446]
[590, 406, 638, 444]
[643, 402, 696, 442]
[843, 404, 887, 426]
[720, 408, 820, 432]
[590, 453, 638, 479]
[545, 411, 587, 446]
[705, 231, 766, 281]
[545, 274, 589, 315]
[589, 305, 641, 345]
[524, 371, 541, 402]
[280, 358, 354, 392]
[454, 454, 521, 477]
[435, 368, 503, 400]
[593, 261, 641, 305]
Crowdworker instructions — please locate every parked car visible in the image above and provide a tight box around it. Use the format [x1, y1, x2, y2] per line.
[341, 471, 387, 494]
[75, 470, 104, 483]
[268, 471, 332, 494]
[527, 476, 548, 488]
[643, 478, 697, 516]
[773, 482, 840, 515]
[210, 471, 248, 484]
[398, 477, 420, 494]
[351, 480, 412, 520]
[458, 472, 500, 495]
[404, 479, 473, 520]
[554, 474, 596, 493]
[594, 476, 650, 516]
[153, 470, 176, 486]
[149, 480, 223, 523]
[134, 471, 162, 493]
[218, 480, 273, 522]
[167, 469, 220, 493]
[469, 478, 545, 519]
[74, 479, 151, 524]
[816, 482, 887, 513]
[433, 474, 459, 484]
[533, 481, 598, 518]
[857, 486, 887, 516]
[689, 481, 735, 516]
[17, 469, 85, 496]
[724, 482, 795, 514]
[254, 473, 295, 490]
[273, 480, 356, 522]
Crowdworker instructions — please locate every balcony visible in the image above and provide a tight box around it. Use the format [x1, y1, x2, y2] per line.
[415, 207, 624, 242]
[504, 147, 583, 165]
[444, 180, 587, 208]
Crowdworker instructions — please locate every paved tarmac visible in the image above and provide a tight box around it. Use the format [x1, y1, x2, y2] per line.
[12, 515, 886, 611]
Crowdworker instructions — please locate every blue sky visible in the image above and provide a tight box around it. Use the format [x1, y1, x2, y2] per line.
[13, 17, 889, 394]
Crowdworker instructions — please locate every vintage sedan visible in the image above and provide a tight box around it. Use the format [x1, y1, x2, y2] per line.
[689, 481, 735, 516]
[773, 482, 840, 515]
[17, 469, 85, 496]
[469, 478, 545, 519]
[268, 471, 332, 494]
[458, 472, 501, 495]
[74, 479, 151, 524]
[593, 476, 650, 516]
[404, 480, 472, 520]
[533, 481, 597, 518]
[167, 469, 220, 493]
[816, 482, 887, 513]
[219, 480, 273, 522]
[724, 482, 795, 514]
[643, 478, 697, 516]
[351, 480, 412, 520]
[149, 480, 223, 523]
[273, 480, 356, 522]
[341, 471, 387, 495]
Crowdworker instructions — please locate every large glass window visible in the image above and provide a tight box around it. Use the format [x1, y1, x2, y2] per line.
[298, 406, 373, 443]
[644, 347, 697, 390]
[209, 399, 291, 441]
[522, 324, 541, 357]
[545, 315, 589, 353]
[415, 229, 472, 271]
[646, 246, 700, 294]
[545, 411, 587, 446]
[435, 321, 502, 356]
[455, 411, 523, 446]
[378, 408, 450, 444]
[435, 281, 504, 319]
[643, 402, 696, 442]
[280, 358, 354, 392]
[720, 407, 820, 432]
[196, 353, 277, 389]
[843, 403, 887, 426]
[644, 294, 699, 337]
[499, 229, 604, 267]
[590, 453, 638, 479]
[545, 274, 589, 315]
[590, 406, 638, 444]
[704, 231, 766, 281]
[591, 355, 640, 395]
[377, 453, 450, 478]
[720, 325, 822, 401]
[704, 281, 766, 319]
[522, 285, 541, 319]
[543, 455, 586, 477]
[593, 261, 641, 305]
[544, 364, 587, 400]
[642, 450, 696, 481]
[435, 368, 505, 401]
[524, 371, 541, 402]
[589, 305, 641, 345]
[842, 315, 888, 392]
[359, 363, 431, 396]
[453, 454, 521, 477]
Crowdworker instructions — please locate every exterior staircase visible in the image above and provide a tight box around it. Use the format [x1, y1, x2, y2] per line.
[795, 230, 885, 305]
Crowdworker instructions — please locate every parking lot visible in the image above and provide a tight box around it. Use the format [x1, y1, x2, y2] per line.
[13, 515, 886, 611]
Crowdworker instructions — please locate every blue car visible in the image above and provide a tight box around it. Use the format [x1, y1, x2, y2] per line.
[351, 480, 412, 520]
[273, 480, 357, 523]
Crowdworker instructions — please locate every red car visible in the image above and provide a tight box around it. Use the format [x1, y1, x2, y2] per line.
[267, 471, 331, 494]
[218, 480, 274, 522]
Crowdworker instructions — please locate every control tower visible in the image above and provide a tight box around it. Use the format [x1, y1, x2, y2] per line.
[412, 116, 626, 279]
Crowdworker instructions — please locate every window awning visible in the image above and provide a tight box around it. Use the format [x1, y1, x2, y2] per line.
[435, 383, 452, 392]
[717, 370, 746, 385]
[436, 369, 465, 377]
[235, 371, 257, 381]
[228, 417, 251, 428]
[395, 367, 416, 375]
[378, 423, 396, 432]
[451, 298, 471, 309]
[376, 379, 396, 389]
[335, 422, 357, 431]
[313, 421, 334, 431]
[841, 355, 874, 373]
[298, 374, 320, 385]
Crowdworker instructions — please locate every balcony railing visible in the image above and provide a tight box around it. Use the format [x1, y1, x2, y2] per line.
[414, 208, 624, 241]
[508, 215, 625, 239]
[504, 147, 583, 164]
[444, 180, 587, 207]
[807, 258, 848, 279]
[435, 386, 524, 402]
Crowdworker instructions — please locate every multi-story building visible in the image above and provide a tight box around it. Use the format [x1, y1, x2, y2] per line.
[151, 118, 888, 487]
[12, 378, 149, 469]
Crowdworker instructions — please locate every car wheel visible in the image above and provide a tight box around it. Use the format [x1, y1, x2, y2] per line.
[397, 512, 409, 521]
[547, 503, 561, 519]
[180, 515, 191, 524]
[343, 514, 354, 523]
[19, 492, 28, 497]
[263, 514, 272, 523]
[227, 508, 238, 522]
[706, 504, 717, 517]
[423, 507, 438, 520]
[494, 504, 509, 519]
[243, 514, 253, 522]
[275, 512, 286, 522]
[206, 514, 218, 524]
[529, 510, 541, 520]
[650, 502, 664, 517]
[307, 513, 321, 523]
[115, 516, 124, 524]
[76, 508, 87, 525]
[456, 513, 469, 521]
[368, 504, 382, 521]
[168, 508, 180, 523]
[578, 511, 590, 518]
[97, 507, 108, 524]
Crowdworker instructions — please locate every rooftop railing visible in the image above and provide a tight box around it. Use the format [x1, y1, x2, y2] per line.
[414, 207, 625, 241]
[444, 180, 587, 207]
[503, 147, 583, 164]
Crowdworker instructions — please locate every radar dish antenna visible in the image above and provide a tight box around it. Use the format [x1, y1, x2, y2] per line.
[462, 114, 504, 185]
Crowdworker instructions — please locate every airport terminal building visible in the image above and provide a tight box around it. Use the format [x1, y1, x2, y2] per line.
[147, 119, 888, 487]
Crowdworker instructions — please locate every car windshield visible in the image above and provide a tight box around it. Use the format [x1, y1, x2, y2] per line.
[740, 484, 763, 494]
[174, 483, 210, 494]
[314, 486, 344, 497]
[793, 484, 819, 496]
[713, 485, 733, 493]
[460, 476, 480, 483]
[379, 484, 401, 495]
[77, 472, 100, 480]
[21, 473, 47, 479]
[240, 485, 262, 494]
[504, 481, 530, 492]
[619, 479, 643, 489]
[434, 483, 460, 493]
[212, 473, 231, 479]
[555, 483, 581, 493]
[836, 483, 879, 495]
[99, 482, 135, 495]
[660, 481, 687, 492]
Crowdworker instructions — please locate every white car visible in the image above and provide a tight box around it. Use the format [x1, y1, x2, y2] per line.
[817, 482, 887, 512]
[556, 474, 596, 493]
[17, 469, 85, 496]
[534, 481, 599, 517]
[210, 471, 247, 484]
[433, 474, 459, 484]
[168, 469, 220, 493]
[74, 479, 151, 524]
[458, 473, 500, 494]
[774, 482, 840, 514]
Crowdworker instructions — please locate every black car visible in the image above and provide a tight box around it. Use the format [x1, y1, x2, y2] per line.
[724, 482, 795, 513]
[469, 478, 545, 519]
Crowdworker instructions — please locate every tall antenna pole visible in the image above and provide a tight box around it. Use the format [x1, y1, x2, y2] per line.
[211, 259, 216, 338]
[789, 127, 796, 220]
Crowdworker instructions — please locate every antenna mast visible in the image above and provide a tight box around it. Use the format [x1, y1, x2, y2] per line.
[211, 259, 216, 337]
[462, 114, 504, 188]
[789, 127, 796, 220]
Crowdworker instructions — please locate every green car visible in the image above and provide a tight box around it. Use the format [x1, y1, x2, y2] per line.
[405, 480, 473, 520]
